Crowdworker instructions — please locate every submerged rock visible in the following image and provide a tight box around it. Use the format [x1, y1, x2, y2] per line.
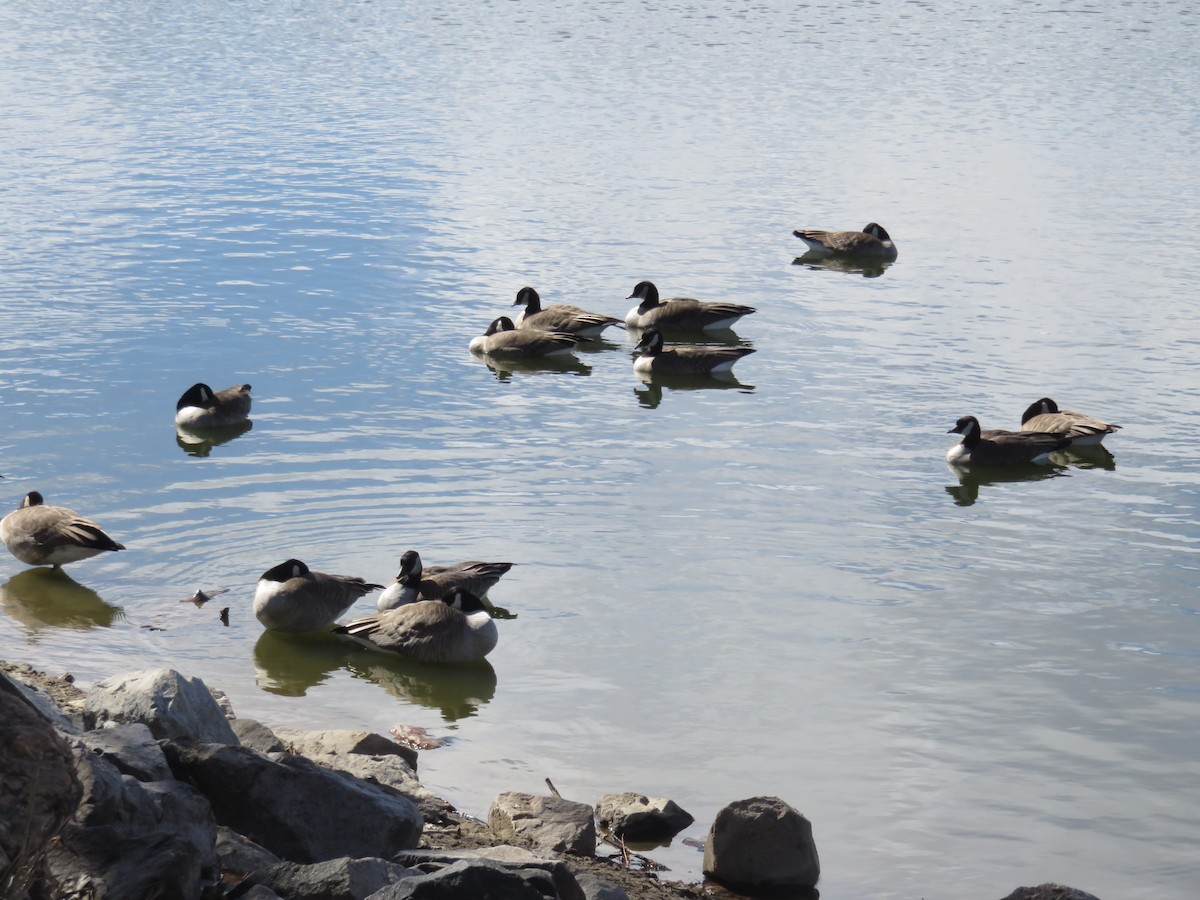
[702, 796, 820, 893]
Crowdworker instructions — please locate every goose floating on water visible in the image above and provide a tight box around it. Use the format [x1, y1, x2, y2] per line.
[0, 491, 125, 568]
[512, 287, 622, 338]
[469, 316, 581, 358]
[633, 328, 755, 377]
[946, 415, 1073, 466]
[625, 281, 756, 332]
[1020, 398, 1121, 446]
[792, 223, 897, 258]
[337, 588, 499, 664]
[378, 550, 514, 611]
[175, 383, 253, 429]
[253, 558, 384, 633]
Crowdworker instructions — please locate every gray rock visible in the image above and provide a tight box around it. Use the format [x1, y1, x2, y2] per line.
[216, 825, 281, 878]
[488, 792, 597, 856]
[234, 887, 284, 900]
[1000, 885, 1103, 900]
[703, 796, 820, 891]
[596, 792, 694, 842]
[0, 678, 83, 893]
[162, 741, 422, 863]
[235, 856, 419, 900]
[574, 872, 630, 900]
[273, 727, 419, 771]
[231, 717, 286, 753]
[0, 667, 83, 733]
[365, 858, 548, 899]
[300, 751, 447, 820]
[84, 668, 239, 745]
[75, 722, 172, 782]
[45, 748, 218, 899]
[392, 847, 585, 900]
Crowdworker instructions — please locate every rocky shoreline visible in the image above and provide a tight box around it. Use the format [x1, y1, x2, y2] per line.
[1, 659, 1103, 900]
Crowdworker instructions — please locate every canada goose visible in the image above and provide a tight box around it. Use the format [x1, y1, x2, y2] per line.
[946, 415, 1073, 466]
[0, 492, 125, 567]
[633, 328, 755, 377]
[469, 316, 581, 358]
[378, 550, 513, 611]
[512, 286, 622, 338]
[336, 588, 499, 664]
[175, 383, 253, 428]
[1020, 398, 1121, 446]
[253, 559, 384, 633]
[625, 281, 756, 332]
[792, 223, 898, 258]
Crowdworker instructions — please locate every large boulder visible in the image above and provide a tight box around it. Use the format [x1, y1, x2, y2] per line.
[488, 792, 597, 856]
[84, 668, 239, 745]
[234, 856, 418, 900]
[702, 796, 820, 893]
[1000, 885, 1102, 900]
[162, 741, 422, 863]
[365, 858, 551, 899]
[302, 751, 448, 820]
[0, 677, 83, 895]
[272, 728, 419, 771]
[76, 723, 173, 782]
[595, 792, 694, 843]
[392, 847, 585, 900]
[45, 749, 219, 899]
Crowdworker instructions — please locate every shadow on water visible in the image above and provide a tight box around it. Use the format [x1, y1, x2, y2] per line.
[251, 629, 497, 721]
[944, 462, 1069, 507]
[175, 420, 254, 457]
[634, 372, 756, 410]
[792, 252, 894, 279]
[473, 352, 593, 381]
[0, 567, 125, 630]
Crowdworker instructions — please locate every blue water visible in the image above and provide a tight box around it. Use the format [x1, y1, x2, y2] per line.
[2, 2, 1198, 896]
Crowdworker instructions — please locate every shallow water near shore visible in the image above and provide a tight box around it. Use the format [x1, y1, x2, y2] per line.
[2, 2, 1199, 896]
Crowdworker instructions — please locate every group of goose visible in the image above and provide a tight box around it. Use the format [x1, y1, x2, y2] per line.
[1, 384, 517, 665]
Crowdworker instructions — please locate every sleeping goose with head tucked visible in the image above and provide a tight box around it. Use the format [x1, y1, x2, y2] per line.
[792, 223, 898, 258]
[469, 316, 581, 358]
[0, 491, 125, 567]
[337, 588, 499, 664]
[175, 383, 253, 429]
[1020, 398, 1121, 446]
[253, 559, 384, 633]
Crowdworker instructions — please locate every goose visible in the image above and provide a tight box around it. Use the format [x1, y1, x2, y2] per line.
[512, 286, 622, 338]
[175, 383, 253, 428]
[0, 491, 125, 567]
[946, 415, 1073, 466]
[253, 558, 384, 633]
[336, 588, 499, 664]
[792, 223, 898, 258]
[378, 549, 514, 611]
[1020, 398, 1121, 446]
[633, 328, 755, 376]
[625, 281, 756, 332]
[469, 316, 581, 358]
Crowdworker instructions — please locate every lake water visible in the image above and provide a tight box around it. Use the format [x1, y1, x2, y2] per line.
[2, 2, 1198, 897]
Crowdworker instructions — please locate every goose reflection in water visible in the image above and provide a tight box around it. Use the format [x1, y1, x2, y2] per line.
[1051, 444, 1117, 472]
[175, 420, 253, 457]
[792, 252, 894, 279]
[251, 630, 497, 720]
[0, 567, 124, 631]
[945, 461, 1070, 507]
[478, 354, 592, 381]
[634, 373, 755, 410]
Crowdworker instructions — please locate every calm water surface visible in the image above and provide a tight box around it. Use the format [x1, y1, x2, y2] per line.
[2, 2, 1198, 897]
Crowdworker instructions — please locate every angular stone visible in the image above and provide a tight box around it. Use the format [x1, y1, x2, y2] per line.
[364, 858, 548, 899]
[488, 792, 597, 856]
[300, 751, 447, 820]
[574, 871, 630, 900]
[596, 792, 694, 842]
[217, 825, 281, 879]
[162, 742, 422, 863]
[231, 717, 286, 754]
[76, 722, 172, 782]
[84, 668, 238, 745]
[239, 856, 419, 899]
[1000, 885, 1103, 900]
[46, 749, 218, 899]
[391, 847, 585, 900]
[273, 727, 418, 770]
[703, 796, 820, 891]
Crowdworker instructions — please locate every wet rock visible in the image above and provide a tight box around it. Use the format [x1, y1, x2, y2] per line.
[45, 748, 218, 899]
[231, 717, 286, 754]
[1000, 885, 1103, 900]
[488, 792, 597, 856]
[272, 727, 419, 771]
[596, 792, 694, 842]
[216, 825, 281, 879]
[0, 677, 83, 895]
[365, 858, 551, 899]
[76, 722, 172, 782]
[84, 668, 239, 745]
[162, 741, 422, 863]
[233, 856, 418, 899]
[702, 796, 819, 893]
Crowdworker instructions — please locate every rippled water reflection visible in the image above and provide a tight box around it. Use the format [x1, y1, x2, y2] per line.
[2, 1, 1199, 896]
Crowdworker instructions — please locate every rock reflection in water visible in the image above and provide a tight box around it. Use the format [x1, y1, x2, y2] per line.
[175, 420, 254, 457]
[0, 567, 125, 631]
